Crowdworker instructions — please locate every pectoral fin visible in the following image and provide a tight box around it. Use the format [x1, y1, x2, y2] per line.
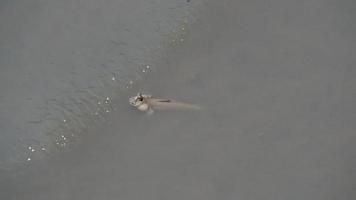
[147, 108, 154, 115]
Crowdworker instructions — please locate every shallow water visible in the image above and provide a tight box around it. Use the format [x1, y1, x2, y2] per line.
[0, 0, 200, 168]
[1, 0, 356, 199]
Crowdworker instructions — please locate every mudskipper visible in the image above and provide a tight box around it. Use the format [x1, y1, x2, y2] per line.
[129, 93, 202, 114]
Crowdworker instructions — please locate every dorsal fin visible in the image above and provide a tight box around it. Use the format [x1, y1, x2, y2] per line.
[157, 99, 171, 102]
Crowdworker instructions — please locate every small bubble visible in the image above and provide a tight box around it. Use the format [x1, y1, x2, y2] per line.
[106, 110, 110, 113]
[41, 147, 46, 151]
[31, 149, 35, 152]
[28, 146, 32, 150]
[27, 158, 31, 161]
[112, 77, 116, 81]
[146, 65, 150, 69]
[106, 97, 110, 101]
[97, 101, 101, 105]
[142, 69, 146, 73]
[63, 119, 66, 123]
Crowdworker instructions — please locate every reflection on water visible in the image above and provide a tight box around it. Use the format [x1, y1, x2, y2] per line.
[0, 0, 202, 170]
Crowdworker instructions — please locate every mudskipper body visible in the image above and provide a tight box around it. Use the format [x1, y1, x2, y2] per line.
[129, 93, 201, 114]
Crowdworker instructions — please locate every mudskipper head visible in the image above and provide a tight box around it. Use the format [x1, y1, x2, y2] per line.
[129, 93, 143, 106]
[129, 93, 151, 112]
